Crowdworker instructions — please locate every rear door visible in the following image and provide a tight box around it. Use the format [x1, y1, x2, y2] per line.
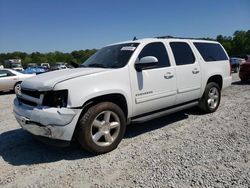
[169, 41, 202, 104]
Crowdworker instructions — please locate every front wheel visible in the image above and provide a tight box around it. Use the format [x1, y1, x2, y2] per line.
[199, 82, 221, 113]
[14, 82, 22, 94]
[77, 102, 126, 154]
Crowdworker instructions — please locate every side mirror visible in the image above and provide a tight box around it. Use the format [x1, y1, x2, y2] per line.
[135, 56, 158, 72]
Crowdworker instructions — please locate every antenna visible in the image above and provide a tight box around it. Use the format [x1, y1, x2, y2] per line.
[133, 37, 137, 41]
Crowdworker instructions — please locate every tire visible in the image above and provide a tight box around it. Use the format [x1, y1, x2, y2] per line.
[14, 82, 22, 94]
[199, 82, 221, 113]
[77, 102, 126, 154]
[240, 78, 248, 83]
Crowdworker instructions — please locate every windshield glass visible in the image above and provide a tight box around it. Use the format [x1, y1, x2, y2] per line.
[80, 43, 139, 68]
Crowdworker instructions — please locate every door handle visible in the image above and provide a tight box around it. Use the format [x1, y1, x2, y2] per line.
[192, 68, 200, 74]
[164, 72, 174, 79]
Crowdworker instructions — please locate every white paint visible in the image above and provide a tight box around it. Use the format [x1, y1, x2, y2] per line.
[13, 37, 232, 142]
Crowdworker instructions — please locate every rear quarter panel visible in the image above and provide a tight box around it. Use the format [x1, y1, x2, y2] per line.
[190, 41, 231, 94]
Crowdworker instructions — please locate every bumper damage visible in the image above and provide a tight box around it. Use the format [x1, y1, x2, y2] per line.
[13, 98, 81, 141]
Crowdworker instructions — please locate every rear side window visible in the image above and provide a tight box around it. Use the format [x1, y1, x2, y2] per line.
[170, 42, 195, 65]
[139, 42, 170, 68]
[0, 70, 15, 77]
[194, 42, 228, 62]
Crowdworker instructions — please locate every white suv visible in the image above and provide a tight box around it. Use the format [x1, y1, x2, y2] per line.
[13, 37, 232, 154]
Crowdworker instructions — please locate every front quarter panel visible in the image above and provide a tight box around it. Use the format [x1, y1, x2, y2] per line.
[54, 67, 132, 117]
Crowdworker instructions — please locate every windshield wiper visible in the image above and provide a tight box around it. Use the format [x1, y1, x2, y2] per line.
[88, 63, 107, 68]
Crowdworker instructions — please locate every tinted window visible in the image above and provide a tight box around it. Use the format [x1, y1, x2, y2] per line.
[139, 42, 170, 68]
[194, 42, 228, 62]
[170, 42, 195, 65]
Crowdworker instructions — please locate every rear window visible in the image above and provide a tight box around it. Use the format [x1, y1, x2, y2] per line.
[194, 42, 228, 62]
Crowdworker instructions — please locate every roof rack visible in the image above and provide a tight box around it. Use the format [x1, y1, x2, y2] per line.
[156, 36, 215, 41]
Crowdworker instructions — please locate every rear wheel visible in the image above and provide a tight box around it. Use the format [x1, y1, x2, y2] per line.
[77, 102, 126, 154]
[199, 82, 221, 113]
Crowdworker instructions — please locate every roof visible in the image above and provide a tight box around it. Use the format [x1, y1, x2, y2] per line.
[107, 37, 219, 47]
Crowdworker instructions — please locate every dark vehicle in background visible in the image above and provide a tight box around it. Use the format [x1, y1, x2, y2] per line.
[50, 62, 72, 71]
[239, 56, 250, 82]
[4, 59, 24, 72]
[27, 63, 38, 68]
[41, 63, 50, 71]
[230, 58, 245, 73]
[50, 62, 67, 71]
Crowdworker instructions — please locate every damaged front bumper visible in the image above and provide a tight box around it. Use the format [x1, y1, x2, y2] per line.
[13, 98, 81, 141]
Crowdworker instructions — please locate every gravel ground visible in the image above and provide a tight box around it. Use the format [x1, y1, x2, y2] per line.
[0, 74, 250, 188]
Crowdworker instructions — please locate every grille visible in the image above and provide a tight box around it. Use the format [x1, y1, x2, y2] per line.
[21, 88, 41, 98]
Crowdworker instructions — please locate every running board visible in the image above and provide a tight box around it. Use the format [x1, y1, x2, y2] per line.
[131, 101, 199, 124]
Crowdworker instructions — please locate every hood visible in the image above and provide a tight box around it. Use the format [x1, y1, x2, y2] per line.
[21, 68, 109, 91]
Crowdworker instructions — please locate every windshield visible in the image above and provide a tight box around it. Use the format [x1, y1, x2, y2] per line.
[80, 43, 139, 68]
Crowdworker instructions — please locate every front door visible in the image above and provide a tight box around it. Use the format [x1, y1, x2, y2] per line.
[130, 42, 177, 117]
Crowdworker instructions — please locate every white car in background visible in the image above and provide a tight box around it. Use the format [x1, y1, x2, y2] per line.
[0, 69, 34, 93]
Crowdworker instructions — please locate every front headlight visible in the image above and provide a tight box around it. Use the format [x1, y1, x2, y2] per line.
[43, 90, 68, 108]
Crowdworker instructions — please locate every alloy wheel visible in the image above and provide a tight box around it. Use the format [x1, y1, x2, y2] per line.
[91, 111, 120, 147]
[207, 87, 219, 109]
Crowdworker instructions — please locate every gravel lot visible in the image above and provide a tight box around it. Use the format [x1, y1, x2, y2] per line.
[0, 74, 249, 188]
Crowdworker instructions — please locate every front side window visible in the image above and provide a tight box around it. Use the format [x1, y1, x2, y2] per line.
[81, 43, 139, 68]
[194, 42, 228, 62]
[139, 42, 170, 68]
[170, 42, 195, 66]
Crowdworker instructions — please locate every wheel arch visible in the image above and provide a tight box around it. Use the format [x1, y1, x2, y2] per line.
[206, 75, 223, 90]
[81, 93, 128, 119]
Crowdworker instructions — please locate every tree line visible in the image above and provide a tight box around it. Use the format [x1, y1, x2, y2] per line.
[0, 30, 249, 67]
[0, 49, 97, 67]
[216, 30, 250, 57]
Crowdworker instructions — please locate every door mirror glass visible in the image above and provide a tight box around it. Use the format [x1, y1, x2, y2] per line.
[135, 56, 158, 72]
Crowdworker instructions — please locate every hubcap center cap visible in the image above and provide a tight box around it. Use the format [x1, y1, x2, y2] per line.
[101, 123, 110, 132]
